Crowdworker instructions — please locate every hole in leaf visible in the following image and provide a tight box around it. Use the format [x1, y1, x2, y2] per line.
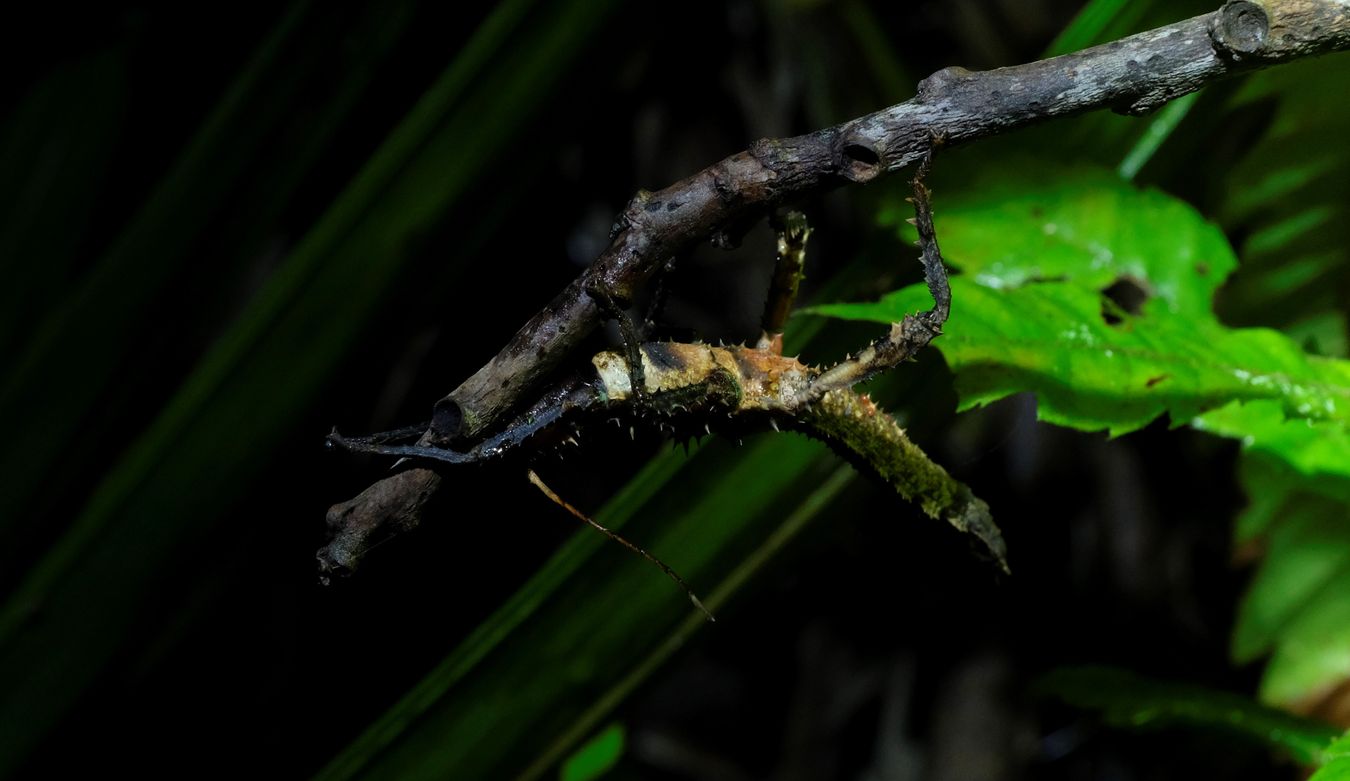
[1100, 277, 1150, 325]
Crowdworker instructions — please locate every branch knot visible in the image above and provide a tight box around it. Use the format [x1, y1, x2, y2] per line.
[916, 65, 974, 102]
[1210, 0, 1271, 60]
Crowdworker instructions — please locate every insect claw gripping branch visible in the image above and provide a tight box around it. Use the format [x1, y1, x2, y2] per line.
[324, 142, 1008, 585]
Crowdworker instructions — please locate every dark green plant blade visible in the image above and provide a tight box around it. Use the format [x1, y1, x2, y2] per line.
[0, 47, 128, 359]
[1043, 0, 1152, 58]
[840, 0, 916, 104]
[1116, 91, 1199, 181]
[315, 436, 855, 780]
[0, 1, 314, 543]
[518, 465, 859, 781]
[1000, 0, 1219, 168]
[0, 0, 614, 773]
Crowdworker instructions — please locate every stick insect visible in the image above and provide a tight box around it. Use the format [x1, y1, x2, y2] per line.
[326, 144, 1007, 616]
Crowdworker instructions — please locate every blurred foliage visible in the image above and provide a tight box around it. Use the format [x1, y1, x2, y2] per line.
[560, 723, 626, 781]
[0, 0, 617, 774]
[1312, 733, 1350, 781]
[1, 0, 1348, 778]
[1227, 456, 1350, 711]
[1042, 667, 1350, 779]
[1038, 666, 1341, 765]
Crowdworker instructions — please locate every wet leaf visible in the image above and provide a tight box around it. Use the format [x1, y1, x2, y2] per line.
[805, 164, 1350, 436]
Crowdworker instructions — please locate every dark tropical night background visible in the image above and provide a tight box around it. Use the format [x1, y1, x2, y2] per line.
[2, 1, 1348, 778]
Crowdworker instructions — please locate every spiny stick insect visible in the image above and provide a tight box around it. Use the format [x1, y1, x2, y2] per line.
[327, 144, 1007, 618]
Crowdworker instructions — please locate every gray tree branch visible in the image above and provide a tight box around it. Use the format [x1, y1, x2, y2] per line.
[321, 0, 1350, 576]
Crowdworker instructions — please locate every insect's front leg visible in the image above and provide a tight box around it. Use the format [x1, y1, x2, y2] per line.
[810, 139, 949, 396]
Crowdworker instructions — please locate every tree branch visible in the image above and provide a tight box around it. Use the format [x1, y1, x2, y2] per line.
[321, 0, 1350, 576]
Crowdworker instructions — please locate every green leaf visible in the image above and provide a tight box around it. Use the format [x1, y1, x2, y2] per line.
[559, 723, 625, 781]
[1215, 53, 1350, 332]
[874, 164, 1235, 314]
[1225, 457, 1350, 710]
[1194, 401, 1350, 487]
[1260, 564, 1350, 710]
[1198, 422, 1349, 703]
[1039, 666, 1342, 765]
[807, 164, 1350, 437]
[1311, 733, 1350, 781]
[1231, 490, 1350, 664]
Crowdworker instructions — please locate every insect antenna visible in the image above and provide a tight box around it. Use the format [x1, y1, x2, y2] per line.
[527, 469, 714, 622]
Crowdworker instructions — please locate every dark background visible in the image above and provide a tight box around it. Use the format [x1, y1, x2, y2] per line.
[0, 1, 1327, 778]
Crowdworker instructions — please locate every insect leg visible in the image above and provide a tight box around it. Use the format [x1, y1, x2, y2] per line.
[641, 255, 680, 337]
[759, 209, 812, 346]
[797, 388, 1008, 572]
[809, 139, 949, 395]
[586, 281, 649, 403]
